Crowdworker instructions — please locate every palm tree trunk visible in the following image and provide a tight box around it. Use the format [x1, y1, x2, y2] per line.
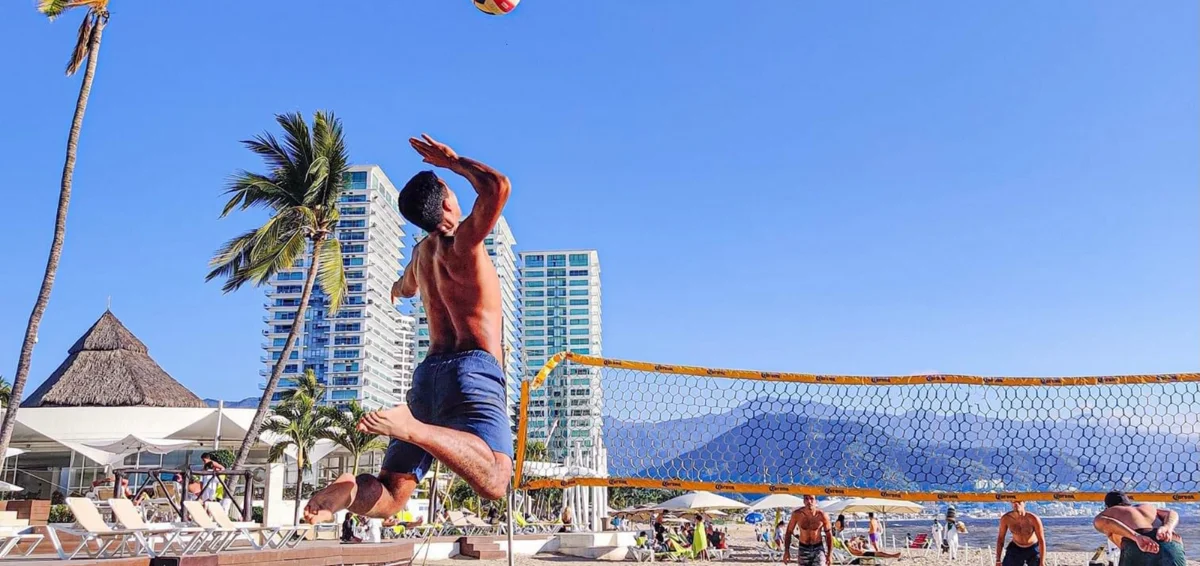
[293, 456, 305, 526]
[0, 14, 105, 465]
[233, 234, 326, 472]
[351, 450, 359, 477]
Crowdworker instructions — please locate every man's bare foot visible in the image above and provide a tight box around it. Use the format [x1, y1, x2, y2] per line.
[358, 405, 424, 443]
[303, 473, 357, 524]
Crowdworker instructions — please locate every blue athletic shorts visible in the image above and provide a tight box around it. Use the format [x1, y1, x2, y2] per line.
[381, 350, 512, 480]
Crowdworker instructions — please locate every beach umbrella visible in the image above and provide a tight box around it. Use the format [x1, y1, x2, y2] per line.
[656, 491, 747, 511]
[749, 493, 807, 511]
[745, 512, 765, 524]
[821, 497, 923, 515]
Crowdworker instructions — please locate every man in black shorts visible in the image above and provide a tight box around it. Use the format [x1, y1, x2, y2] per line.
[996, 500, 1046, 566]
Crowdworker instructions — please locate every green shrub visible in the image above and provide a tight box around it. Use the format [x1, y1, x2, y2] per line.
[209, 450, 235, 469]
[252, 505, 264, 523]
[48, 504, 75, 524]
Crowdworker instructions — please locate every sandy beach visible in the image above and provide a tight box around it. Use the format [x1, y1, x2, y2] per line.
[430, 548, 1200, 566]
[417, 521, 1200, 566]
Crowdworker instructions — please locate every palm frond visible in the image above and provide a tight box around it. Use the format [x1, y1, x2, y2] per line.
[266, 441, 290, 465]
[37, 0, 70, 19]
[277, 113, 314, 190]
[221, 171, 292, 216]
[240, 213, 306, 286]
[205, 229, 261, 292]
[278, 369, 325, 406]
[242, 132, 299, 189]
[317, 237, 347, 315]
[311, 110, 350, 209]
[64, 11, 94, 75]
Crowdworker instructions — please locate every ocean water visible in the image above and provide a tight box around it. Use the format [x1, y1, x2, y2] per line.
[882, 516, 1200, 555]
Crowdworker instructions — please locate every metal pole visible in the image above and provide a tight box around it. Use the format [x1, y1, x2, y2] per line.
[506, 486, 516, 566]
[215, 401, 224, 450]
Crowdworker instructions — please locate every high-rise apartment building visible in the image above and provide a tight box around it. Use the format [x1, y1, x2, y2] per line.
[518, 250, 602, 462]
[260, 165, 409, 411]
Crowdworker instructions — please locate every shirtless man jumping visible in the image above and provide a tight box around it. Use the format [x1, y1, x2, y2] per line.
[303, 134, 513, 523]
[783, 495, 832, 566]
[995, 501, 1046, 566]
[1093, 491, 1187, 566]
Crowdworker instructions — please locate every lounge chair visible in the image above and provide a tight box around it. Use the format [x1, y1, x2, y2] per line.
[108, 498, 211, 556]
[908, 533, 929, 549]
[48, 497, 165, 559]
[202, 501, 287, 550]
[0, 511, 42, 558]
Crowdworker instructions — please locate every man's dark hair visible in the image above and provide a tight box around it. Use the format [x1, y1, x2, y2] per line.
[399, 171, 447, 233]
[868, 512, 875, 518]
[1105, 491, 1133, 508]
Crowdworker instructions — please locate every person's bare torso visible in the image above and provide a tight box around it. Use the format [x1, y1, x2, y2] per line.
[793, 508, 828, 546]
[1002, 511, 1039, 547]
[414, 235, 503, 362]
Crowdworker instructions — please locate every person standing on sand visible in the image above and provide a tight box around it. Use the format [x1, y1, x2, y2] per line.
[783, 495, 833, 566]
[867, 512, 882, 552]
[931, 517, 943, 552]
[303, 135, 514, 523]
[996, 501, 1046, 566]
[945, 508, 968, 560]
[1093, 491, 1186, 566]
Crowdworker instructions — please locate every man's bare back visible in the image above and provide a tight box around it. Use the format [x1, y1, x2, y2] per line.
[405, 233, 503, 362]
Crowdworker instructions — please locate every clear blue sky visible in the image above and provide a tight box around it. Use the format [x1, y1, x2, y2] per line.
[0, 1, 1195, 402]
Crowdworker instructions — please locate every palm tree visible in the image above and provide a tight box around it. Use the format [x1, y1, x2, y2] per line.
[0, 377, 10, 409]
[207, 111, 349, 473]
[263, 383, 331, 525]
[320, 401, 386, 476]
[0, 0, 111, 469]
[278, 368, 326, 406]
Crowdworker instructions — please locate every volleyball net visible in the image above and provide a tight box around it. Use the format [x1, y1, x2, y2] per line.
[513, 353, 1200, 502]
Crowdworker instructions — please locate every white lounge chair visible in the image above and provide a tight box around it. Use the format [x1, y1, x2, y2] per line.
[108, 498, 211, 556]
[203, 501, 289, 550]
[47, 497, 160, 559]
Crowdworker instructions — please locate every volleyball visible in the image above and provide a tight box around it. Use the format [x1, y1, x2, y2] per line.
[474, 0, 519, 16]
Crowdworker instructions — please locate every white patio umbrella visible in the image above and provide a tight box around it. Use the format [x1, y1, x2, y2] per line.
[0, 481, 22, 493]
[748, 493, 807, 511]
[820, 497, 923, 515]
[85, 434, 195, 468]
[3, 448, 24, 460]
[656, 491, 747, 511]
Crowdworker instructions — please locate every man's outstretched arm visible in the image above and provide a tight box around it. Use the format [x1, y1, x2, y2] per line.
[409, 134, 510, 252]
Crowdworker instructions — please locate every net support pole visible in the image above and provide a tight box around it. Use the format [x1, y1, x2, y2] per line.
[506, 485, 515, 566]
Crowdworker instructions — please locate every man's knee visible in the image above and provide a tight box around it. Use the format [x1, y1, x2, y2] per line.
[476, 478, 508, 502]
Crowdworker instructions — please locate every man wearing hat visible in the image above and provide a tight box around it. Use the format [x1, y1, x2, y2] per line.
[944, 508, 968, 561]
[1093, 491, 1186, 566]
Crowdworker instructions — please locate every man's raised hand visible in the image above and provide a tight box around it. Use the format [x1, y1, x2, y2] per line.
[410, 134, 459, 169]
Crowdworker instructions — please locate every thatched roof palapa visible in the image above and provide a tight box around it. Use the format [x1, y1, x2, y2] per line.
[21, 310, 207, 408]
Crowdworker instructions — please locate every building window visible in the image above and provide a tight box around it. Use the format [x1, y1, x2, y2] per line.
[526, 330, 544, 337]
[568, 280, 588, 287]
[524, 255, 544, 268]
[339, 194, 368, 203]
[525, 270, 544, 278]
[343, 244, 365, 254]
[334, 323, 361, 332]
[331, 390, 358, 400]
[343, 257, 364, 266]
[569, 289, 588, 296]
[569, 309, 589, 316]
[274, 312, 296, 321]
[333, 349, 361, 358]
[338, 231, 366, 241]
[275, 285, 302, 294]
[526, 339, 545, 347]
[547, 269, 566, 277]
[334, 336, 361, 345]
[568, 299, 589, 306]
[348, 284, 363, 293]
[548, 255, 566, 267]
[569, 269, 588, 277]
[525, 290, 544, 298]
[335, 310, 362, 319]
[548, 298, 566, 306]
[569, 328, 588, 336]
[339, 206, 367, 215]
[339, 219, 366, 229]
[569, 318, 588, 325]
[526, 310, 545, 317]
[569, 253, 589, 266]
[527, 320, 545, 327]
[570, 338, 589, 345]
[526, 281, 544, 288]
[346, 271, 364, 279]
[526, 300, 545, 307]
